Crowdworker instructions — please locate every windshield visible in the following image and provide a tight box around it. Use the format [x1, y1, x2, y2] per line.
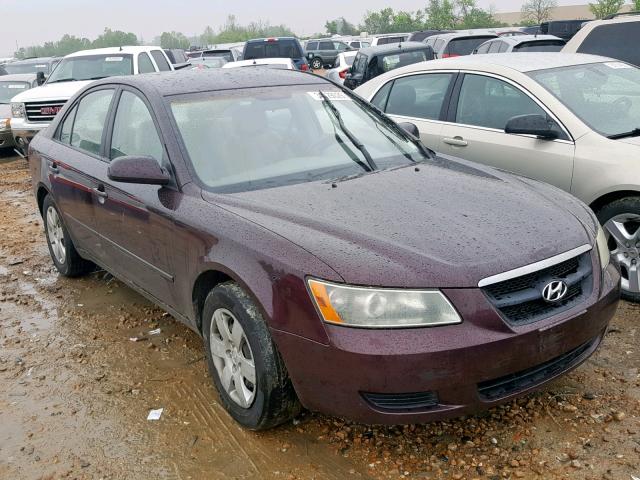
[529, 61, 640, 137]
[170, 86, 427, 193]
[244, 40, 302, 60]
[5, 61, 51, 75]
[203, 51, 233, 62]
[514, 41, 565, 52]
[47, 54, 133, 83]
[0, 81, 30, 103]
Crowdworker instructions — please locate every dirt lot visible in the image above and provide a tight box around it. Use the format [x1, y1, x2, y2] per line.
[0, 153, 638, 480]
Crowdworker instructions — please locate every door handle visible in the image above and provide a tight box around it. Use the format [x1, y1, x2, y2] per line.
[93, 186, 108, 199]
[443, 136, 468, 147]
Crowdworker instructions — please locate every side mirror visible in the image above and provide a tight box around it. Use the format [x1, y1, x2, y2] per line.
[107, 155, 171, 185]
[306, 52, 314, 61]
[36, 71, 46, 86]
[398, 122, 420, 139]
[505, 114, 558, 140]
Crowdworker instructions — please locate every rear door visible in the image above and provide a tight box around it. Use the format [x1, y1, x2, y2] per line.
[47, 87, 116, 258]
[439, 72, 575, 191]
[371, 72, 457, 150]
[318, 41, 335, 64]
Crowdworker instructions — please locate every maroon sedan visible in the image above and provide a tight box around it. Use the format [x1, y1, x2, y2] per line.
[28, 69, 620, 430]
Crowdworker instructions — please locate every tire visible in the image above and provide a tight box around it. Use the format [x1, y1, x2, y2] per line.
[42, 194, 94, 277]
[202, 282, 300, 430]
[311, 57, 323, 70]
[596, 196, 640, 303]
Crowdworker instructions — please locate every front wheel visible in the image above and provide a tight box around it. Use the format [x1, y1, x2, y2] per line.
[311, 57, 323, 70]
[202, 282, 300, 430]
[596, 196, 640, 302]
[42, 195, 94, 277]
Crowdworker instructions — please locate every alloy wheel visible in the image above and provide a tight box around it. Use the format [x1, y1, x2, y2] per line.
[312, 58, 322, 70]
[604, 213, 640, 294]
[46, 206, 66, 265]
[208, 308, 256, 408]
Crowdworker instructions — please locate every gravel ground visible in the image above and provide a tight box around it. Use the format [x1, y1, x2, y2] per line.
[0, 153, 638, 480]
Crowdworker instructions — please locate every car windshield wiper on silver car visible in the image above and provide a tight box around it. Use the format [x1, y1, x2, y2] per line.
[318, 90, 377, 172]
[47, 78, 77, 84]
[607, 127, 640, 140]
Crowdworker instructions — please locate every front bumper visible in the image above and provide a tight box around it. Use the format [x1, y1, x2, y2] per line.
[11, 117, 49, 150]
[273, 261, 620, 424]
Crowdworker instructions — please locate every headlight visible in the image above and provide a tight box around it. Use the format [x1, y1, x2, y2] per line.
[307, 278, 462, 328]
[11, 102, 25, 118]
[0, 118, 9, 131]
[596, 225, 610, 270]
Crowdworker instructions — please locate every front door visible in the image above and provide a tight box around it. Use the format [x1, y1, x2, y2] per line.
[439, 73, 575, 191]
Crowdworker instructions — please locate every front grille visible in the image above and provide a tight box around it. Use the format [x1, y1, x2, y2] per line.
[362, 391, 439, 412]
[482, 251, 593, 326]
[477, 334, 600, 401]
[25, 100, 66, 122]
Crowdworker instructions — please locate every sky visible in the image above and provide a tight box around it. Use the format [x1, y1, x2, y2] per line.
[1, 0, 589, 57]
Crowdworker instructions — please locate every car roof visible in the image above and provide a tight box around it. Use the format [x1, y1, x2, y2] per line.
[93, 68, 327, 96]
[399, 51, 613, 73]
[8, 57, 58, 64]
[430, 31, 499, 41]
[224, 58, 293, 67]
[358, 42, 432, 56]
[65, 46, 163, 58]
[0, 73, 37, 82]
[498, 34, 564, 45]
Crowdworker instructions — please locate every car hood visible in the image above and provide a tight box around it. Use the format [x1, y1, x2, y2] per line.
[0, 104, 10, 119]
[614, 136, 640, 147]
[10, 80, 93, 103]
[203, 158, 593, 288]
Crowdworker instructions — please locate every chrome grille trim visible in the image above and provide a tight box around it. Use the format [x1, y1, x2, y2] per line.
[478, 244, 593, 288]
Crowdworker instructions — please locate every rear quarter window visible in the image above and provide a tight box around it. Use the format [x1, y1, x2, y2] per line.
[577, 23, 640, 67]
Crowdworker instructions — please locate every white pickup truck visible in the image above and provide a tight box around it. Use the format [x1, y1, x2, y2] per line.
[10, 46, 173, 153]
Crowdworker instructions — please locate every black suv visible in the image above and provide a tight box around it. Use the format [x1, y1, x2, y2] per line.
[243, 38, 309, 71]
[344, 42, 434, 90]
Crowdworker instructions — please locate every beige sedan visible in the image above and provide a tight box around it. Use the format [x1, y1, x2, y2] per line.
[356, 53, 640, 301]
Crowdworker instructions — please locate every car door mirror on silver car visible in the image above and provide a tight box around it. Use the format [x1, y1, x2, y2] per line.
[505, 114, 559, 140]
[107, 155, 171, 185]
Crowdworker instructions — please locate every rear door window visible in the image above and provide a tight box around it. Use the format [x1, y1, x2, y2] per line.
[577, 23, 640, 66]
[385, 73, 454, 120]
[69, 89, 115, 156]
[151, 50, 171, 71]
[319, 41, 334, 50]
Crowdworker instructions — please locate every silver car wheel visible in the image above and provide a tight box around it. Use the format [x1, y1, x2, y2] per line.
[209, 308, 256, 408]
[46, 206, 66, 265]
[604, 213, 640, 294]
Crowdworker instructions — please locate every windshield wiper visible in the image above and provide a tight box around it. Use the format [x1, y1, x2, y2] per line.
[87, 76, 109, 80]
[318, 90, 377, 171]
[607, 128, 640, 139]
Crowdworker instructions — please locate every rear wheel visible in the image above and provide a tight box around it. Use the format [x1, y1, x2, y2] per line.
[596, 196, 640, 303]
[42, 195, 94, 277]
[311, 57, 323, 70]
[202, 282, 300, 430]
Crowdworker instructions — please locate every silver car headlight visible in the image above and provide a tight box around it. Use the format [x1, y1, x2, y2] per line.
[596, 225, 610, 270]
[0, 118, 9, 131]
[11, 102, 25, 118]
[307, 278, 462, 328]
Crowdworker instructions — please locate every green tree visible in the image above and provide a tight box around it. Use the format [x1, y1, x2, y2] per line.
[200, 26, 217, 46]
[635, 0, 640, 11]
[360, 8, 395, 33]
[160, 31, 190, 49]
[589, 0, 624, 18]
[92, 28, 138, 48]
[424, 0, 456, 29]
[325, 17, 359, 35]
[521, 0, 557, 24]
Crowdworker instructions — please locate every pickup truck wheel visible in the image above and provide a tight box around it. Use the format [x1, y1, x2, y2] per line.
[596, 196, 640, 303]
[42, 195, 95, 277]
[202, 282, 300, 430]
[311, 57, 323, 70]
